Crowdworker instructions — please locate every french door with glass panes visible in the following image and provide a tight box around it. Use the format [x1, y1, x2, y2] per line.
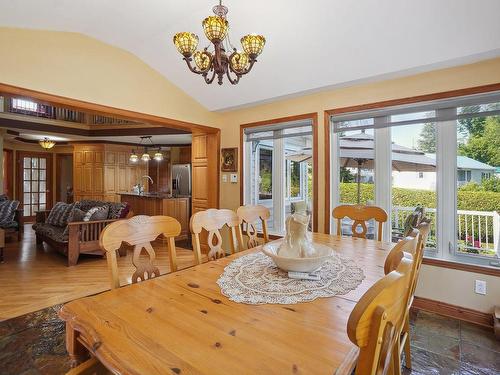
[17, 152, 52, 222]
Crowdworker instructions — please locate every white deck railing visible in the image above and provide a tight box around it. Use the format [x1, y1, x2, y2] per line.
[392, 206, 500, 257]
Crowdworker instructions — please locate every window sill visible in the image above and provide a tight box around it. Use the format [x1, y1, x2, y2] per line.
[422, 257, 500, 277]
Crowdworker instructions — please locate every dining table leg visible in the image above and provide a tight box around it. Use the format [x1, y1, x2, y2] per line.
[66, 322, 89, 367]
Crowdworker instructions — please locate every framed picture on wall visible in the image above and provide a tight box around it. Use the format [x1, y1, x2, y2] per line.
[221, 147, 238, 172]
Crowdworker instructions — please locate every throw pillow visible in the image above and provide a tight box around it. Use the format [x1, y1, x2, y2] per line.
[0, 200, 20, 226]
[63, 208, 87, 237]
[47, 202, 75, 227]
[83, 206, 109, 222]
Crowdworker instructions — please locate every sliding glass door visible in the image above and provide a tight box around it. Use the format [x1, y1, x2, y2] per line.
[244, 120, 314, 234]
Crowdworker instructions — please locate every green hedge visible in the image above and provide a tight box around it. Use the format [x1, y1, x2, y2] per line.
[339, 183, 500, 211]
[340, 183, 500, 243]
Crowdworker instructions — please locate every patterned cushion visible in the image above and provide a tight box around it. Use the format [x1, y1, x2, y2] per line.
[47, 202, 75, 227]
[0, 194, 9, 202]
[34, 223, 68, 243]
[108, 202, 128, 219]
[0, 200, 20, 226]
[76, 200, 126, 220]
[0, 221, 18, 229]
[83, 206, 109, 222]
[62, 208, 87, 237]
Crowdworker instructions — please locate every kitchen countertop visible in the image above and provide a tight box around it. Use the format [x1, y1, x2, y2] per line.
[117, 192, 190, 199]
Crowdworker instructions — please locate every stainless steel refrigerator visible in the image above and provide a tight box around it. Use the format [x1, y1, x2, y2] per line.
[171, 163, 191, 197]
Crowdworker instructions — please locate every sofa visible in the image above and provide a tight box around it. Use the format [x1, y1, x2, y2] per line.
[33, 199, 131, 266]
[0, 194, 22, 240]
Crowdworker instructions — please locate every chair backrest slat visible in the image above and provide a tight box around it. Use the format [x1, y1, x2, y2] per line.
[190, 209, 243, 264]
[100, 215, 181, 289]
[348, 257, 414, 375]
[332, 204, 388, 241]
[236, 205, 271, 249]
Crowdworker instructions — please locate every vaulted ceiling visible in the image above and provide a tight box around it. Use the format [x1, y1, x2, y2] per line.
[1, 0, 500, 111]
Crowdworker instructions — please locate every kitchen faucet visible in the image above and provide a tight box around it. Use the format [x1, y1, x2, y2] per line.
[136, 175, 154, 194]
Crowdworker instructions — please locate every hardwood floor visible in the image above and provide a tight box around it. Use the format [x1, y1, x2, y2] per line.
[0, 225, 203, 321]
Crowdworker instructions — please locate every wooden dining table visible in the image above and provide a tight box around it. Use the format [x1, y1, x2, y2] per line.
[59, 233, 392, 375]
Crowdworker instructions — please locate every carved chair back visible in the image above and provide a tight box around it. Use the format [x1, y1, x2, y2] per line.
[190, 209, 244, 264]
[332, 204, 388, 241]
[347, 257, 413, 375]
[236, 205, 270, 249]
[100, 215, 181, 289]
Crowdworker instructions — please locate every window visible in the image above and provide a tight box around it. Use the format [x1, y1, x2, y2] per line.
[258, 146, 273, 200]
[10, 98, 53, 118]
[482, 172, 491, 180]
[244, 119, 313, 234]
[330, 92, 500, 267]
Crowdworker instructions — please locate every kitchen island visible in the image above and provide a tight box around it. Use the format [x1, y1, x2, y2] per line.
[118, 193, 190, 240]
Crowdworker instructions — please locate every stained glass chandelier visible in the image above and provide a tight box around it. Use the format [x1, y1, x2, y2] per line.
[173, 1, 266, 85]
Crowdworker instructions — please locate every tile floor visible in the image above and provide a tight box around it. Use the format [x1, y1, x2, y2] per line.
[0, 306, 498, 374]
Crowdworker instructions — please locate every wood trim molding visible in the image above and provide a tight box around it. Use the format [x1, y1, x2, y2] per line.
[328, 82, 500, 115]
[422, 258, 500, 277]
[239, 113, 319, 232]
[0, 83, 217, 133]
[412, 296, 494, 328]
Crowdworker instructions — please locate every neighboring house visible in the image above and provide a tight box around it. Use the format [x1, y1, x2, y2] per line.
[392, 155, 496, 190]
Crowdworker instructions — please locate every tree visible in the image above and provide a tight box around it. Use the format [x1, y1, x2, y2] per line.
[417, 122, 436, 153]
[459, 116, 500, 166]
[340, 167, 355, 182]
[458, 105, 486, 137]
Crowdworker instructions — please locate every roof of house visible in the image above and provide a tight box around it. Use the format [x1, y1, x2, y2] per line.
[456, 156, 496, 171]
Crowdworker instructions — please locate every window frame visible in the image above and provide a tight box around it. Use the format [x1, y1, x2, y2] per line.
[328, 94, 500, 269]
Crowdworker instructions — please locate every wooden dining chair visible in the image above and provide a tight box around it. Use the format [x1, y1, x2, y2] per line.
[332, 204, 388, 241]
[236, 204, 270, 249]
[190, 208, 244, 264]
[100, 215, 181, 289]
[347, 256, 414, 375]
[383, 224, 430, 371]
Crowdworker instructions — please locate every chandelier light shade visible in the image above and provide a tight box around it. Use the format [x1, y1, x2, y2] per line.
[154, 149, 164, 161]
[241, 34, 266, 57]
[202, 16, 229, 42]
[229, 51, 250, 73]
[173, 32, 199, 57]
[141, 150, 151, 162]
[194, 51, 212, 71]
[39, 137, 56, 150]
[129, 150, 139, 163]
[173, 1, 265, 85]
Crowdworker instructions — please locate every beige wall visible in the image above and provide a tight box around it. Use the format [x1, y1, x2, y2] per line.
[0, 27, 498, 314]
[0, 27, 220, 127]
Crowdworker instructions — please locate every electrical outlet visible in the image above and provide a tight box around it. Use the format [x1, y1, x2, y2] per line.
[222, 174, 227, 183]
[475, 280, 487, 295]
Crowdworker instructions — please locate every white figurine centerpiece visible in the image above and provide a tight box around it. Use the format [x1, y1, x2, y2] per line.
[278, 214, 316, 258]
[262, 213, 333, 273]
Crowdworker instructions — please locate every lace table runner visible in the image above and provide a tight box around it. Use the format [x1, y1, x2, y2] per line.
[217, 252, 365, 305]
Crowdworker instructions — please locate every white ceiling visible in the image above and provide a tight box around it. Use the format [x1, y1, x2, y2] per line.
[1, 0, 500, 111]
[9, 130, 192, 146]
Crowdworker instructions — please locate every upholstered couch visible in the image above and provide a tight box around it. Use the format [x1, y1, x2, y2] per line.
[0, 194, 23, 241]
[33, 199, 131, 266]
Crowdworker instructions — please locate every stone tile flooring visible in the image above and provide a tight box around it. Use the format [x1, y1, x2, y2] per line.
[0, 306, 498, 374]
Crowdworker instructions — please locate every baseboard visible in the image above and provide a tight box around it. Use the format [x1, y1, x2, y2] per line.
[412, 296, 493, 328]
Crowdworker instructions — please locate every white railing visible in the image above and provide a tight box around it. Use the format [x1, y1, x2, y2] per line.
[392, 206, 500, 257]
